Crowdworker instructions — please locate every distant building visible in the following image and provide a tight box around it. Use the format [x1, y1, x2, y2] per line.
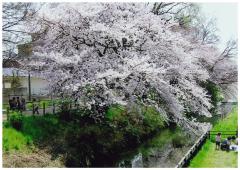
[2, 33, 51, 103]
[2, 60, 49, 103]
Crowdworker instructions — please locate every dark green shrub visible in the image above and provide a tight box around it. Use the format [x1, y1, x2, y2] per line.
[21, 114, 60, 141]
[201, 81, 224, 113]
[106, 104, 124, 117]
[9, 112, 23, 130]
[26, 136, 33, 146]
[26, 102, 33, 110]
[3, 121, 10, 128]
[172, 134, 186, 148]
[57, 99, 72, 121]
[143, 106, 165, 133]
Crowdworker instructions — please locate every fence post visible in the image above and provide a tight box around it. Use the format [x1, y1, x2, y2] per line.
[43, 102, 46, 115]
[32, 103, 35, 115]
[6, 107, 10, 121]
[208, 131, 210, 139]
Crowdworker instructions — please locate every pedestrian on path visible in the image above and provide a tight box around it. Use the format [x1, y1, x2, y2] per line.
[16, 97, 21, 111]
[33, 98, 39, 115]
[215, 133, 221, 150]
[12, 97, 17, 110]
[21, 97, 26, 111]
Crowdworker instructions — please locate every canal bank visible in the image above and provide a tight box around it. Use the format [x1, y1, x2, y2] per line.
[117, 126, 198, 167]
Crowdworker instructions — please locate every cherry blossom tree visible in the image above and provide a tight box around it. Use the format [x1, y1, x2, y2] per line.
[2, 2, 42, 62]
[211, 40, 238, 84]
[24, 3, 237, 133]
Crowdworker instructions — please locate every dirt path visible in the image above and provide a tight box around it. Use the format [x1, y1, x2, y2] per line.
[3, 148, 65, 168]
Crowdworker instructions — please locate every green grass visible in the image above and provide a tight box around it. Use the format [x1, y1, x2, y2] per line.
[209, 105, 238, 142]
[189, 105, 238, 168]
[3, 114, 61, 153]
[26, 99, 54, 110]
[3, 127, 33, 152]
[189, 140, 238, 168]
[212, 106, 238, 131]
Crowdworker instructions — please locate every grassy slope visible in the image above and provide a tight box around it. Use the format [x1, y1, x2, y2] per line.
[3, 105, 166, 167]
[3, 127, 33, 152]
[189, 105, 238, 168]
[212, 106, 238, 131]
[2, 115, 64, 167]
[3, 114, 60, 152]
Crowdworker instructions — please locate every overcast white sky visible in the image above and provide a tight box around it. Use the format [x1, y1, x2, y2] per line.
[200, 3, 238, 51]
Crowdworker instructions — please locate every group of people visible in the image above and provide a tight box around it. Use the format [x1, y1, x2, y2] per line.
[9, 97, 26, 111]
[8, 97, 41, 114]
[215, 133, 238, 152]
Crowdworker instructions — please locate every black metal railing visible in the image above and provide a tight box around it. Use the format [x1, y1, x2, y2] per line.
[176, 131, 209, 168]
[3, 99, 85, 120]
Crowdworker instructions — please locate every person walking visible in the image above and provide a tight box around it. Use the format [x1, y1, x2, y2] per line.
[9, 98, 13, 110]
[21, 97, 26, 111]
[215, 133, 221, 150]
[16, 97, 21, 111]
[12, 97, 17, 110]
[32, 98, 39, 115]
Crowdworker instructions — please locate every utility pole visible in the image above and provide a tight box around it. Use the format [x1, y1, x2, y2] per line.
[28, 71, 31, 101]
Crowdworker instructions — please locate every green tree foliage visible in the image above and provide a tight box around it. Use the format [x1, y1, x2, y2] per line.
[10, 70, 22, 94]
[201, 81, 224, 113]
[9, 111, 23, 130]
